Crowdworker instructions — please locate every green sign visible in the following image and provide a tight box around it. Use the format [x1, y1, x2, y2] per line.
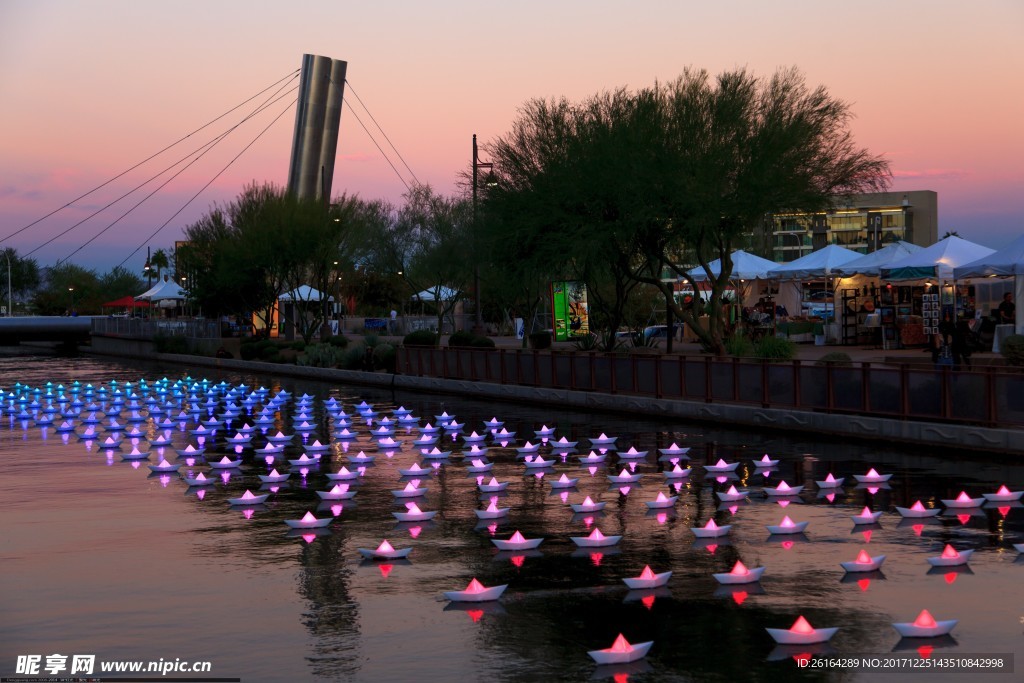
[551, 281, 589, 342]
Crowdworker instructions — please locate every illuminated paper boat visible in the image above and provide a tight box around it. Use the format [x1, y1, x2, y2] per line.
[755, 454, 779, 468]
[493, 427, 516, 439]
[148, 458, 180, 473]
[644, 492, 678, 509]
[927, 544, 973, 567]
[587, 634, 652, 665]
[347, 452, 375, 464]
[515, 442, 541, 454]
[483, 417, 504, 429]
[618, 447, 648, 459]
[816, 473, 845, 488]
[173, 444, 204, 457]
[305, 440, 331, 453]
[209, 456, 242, 469]
[443, 578, 507, 602]
[764, 481, 803, 496]
[334, 428, 358, 440]
[228, 490, 270, 505]
[766, 616, 838, 645]
[392, 482, 428, 498]
[284, 512, 331, 529]
[533, 425, 557, 438]
[1012, 543, 1024, 553]
[325, 466, 360, 481]
[317, 484, 357, 500]
[462, 431, 488, 443]
[357, 539, 412, 560]
[258, 468, 290, 483]
[716, 485, 749, 502]
[941, 491, 985, 508]
[392, 502, 437, 522]
[588, 433, 618, 446]
[434, 411, 454, 424]
[183, 472, 217, 486]
[371, 426, 396, 438]
[523, 456, 555, 468]
[398, 463, 433, 477]
[475, 499, 510, 519]
[121, 447, 149, 460]
[840, 549, 886, 572]
[608, 469, 642, 484]
[578, 452, 607, 464]
[766, 516, 809, 534]
[570, 528, 621, 547]
[663, 464, 692, 479]
[851, 507, 883, 525]
[691, 518, 731, 538]
[443, 420, 465, 432]
[895, 501, 940, 518]
[550, 474, 579, 489]
[705, 459, 740, 473]
[571, 496, 606, 513]
[550, 436, 578, 449]
[148, 434, 173, 447]
[466, 459, 493, 473]
[622, 565, 672, 589]
[422, 447, 453, 459]
[491, 530, 543, 551]
[657, 443, 690, 458]
[226, 433, 252, 446]
[892, 610, 957, 638]
[982, 485, 1024, 503]
[479, 477, 510, 493]
[853, 468, 892, 483]
[713, 560, 765, 584]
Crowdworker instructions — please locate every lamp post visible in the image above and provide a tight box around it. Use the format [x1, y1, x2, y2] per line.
[68, 287, 75, 315]
[144, 246, 152, 288]
[471, 133, 494, 335]
[3, 250, 11, 318]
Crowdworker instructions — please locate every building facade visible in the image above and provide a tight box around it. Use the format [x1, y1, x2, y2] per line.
[770, 190, 938, 262]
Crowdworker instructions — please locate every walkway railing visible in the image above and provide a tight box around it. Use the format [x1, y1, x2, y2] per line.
[92, 318, 220, 339]
[396, 347, 1024, 429]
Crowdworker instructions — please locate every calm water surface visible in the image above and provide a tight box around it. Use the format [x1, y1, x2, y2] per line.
[1, 354, 1022, 683]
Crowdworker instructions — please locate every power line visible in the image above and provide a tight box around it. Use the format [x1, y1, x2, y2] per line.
[342, 98, 411, 194]
[344, 79, 420, 185]
[1, 69, 300, 245]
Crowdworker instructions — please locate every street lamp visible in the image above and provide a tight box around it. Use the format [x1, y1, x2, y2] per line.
[3, 250, 11, 318]
[472, 133, 496, 335]
[68, 287, 75, 315]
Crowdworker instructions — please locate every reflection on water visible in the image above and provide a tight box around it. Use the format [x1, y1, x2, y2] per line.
[1, 354, 1022, 682]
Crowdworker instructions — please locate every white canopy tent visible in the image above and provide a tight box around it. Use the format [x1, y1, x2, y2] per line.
[413, 286, 460, 302]
[953, 234, 1024, 334]
[135, 278, 187, 308]
[279, 285, 333, 303]
[834, 241, 923, 277]
[767, 244, 863, 280]
[687, 249, 800, 317]
[881, 235, 995, 282]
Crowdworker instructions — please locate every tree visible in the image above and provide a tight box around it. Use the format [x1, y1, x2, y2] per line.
[98, 266, 144, 304]
[34, 263, 100, 315]
[0, 248, 41, 315]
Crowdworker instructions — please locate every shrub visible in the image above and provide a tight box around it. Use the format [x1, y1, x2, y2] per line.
[528, 331, 552, 350]
[573, 333, 600, 351]
[1002, 335, 1024, 366]
[373, 342, 397, 372]
[153, 334, 189, 354]
[298, 343, 345, 368]
[816, 351, 853, 367]
[289, 340, 307, 352]
[403, 330, 439, 347]
[724, 334, 754, 357]
[470, 335, 496, 348]
[447, 330, 476, 347]
[754, 335, 797, 360]
[340, 344, 369, 370]
[362, 333, 380, 350]
[327, 334, 349, 348]
[239, 340, 259, 360]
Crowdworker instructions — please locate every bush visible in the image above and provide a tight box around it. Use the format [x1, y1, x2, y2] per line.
[373, 342, 397, 372]
[573, 333, 600, 351]
[1002, 335, 1024, 366]
[289, 340, 307, 352]
[362, 333, 380, 350]
[153, 334, 189, 354]
[326, 334, 349, 348]
[470, 335, 496, 348]
[239, 340, 259, 360]
[256, 339, 278, 360]
[403, 330, 439, 347]
[528, 331, 552, 350]
[816, 351, 853, 367]
[724, 334, 754, 357]
[298, 343, 345, 368]
[340, 344, 369, 370]
[754, 335, 797, 360]
[447, 330, 476, 347]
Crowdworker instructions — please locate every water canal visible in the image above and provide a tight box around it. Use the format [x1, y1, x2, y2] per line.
[1, 353, 1021, 682]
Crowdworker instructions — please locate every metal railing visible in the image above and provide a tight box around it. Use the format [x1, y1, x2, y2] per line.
[396, 347, 1024, 429]
[92, 318, 220, 339]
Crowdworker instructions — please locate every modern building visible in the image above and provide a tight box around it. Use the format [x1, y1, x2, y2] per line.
[769, 190, 938, 262]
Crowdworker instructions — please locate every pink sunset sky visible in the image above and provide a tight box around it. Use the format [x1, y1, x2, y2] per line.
[2, 0, 1022, 272]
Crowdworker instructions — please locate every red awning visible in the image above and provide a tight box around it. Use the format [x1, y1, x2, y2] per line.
[101, 295, 150, 308]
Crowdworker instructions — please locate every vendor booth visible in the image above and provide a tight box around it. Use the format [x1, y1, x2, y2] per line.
[767, 245, 862, 344]
[953, 234, 1024, 348]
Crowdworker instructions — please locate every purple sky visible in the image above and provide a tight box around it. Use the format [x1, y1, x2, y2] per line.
[2, 0, 1022, 272]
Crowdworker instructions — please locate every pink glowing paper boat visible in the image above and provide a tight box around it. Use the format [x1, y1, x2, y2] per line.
[325, 466, 359, 481]
[483, 417, 504, 429]
[691, 518, 732, 538]
[317, 484, 357, 500]
[265, 431, 294, 444]
[491, 530, 544, 551]
[392, 502, 437, 522]
[622, 565, 672, 589]
[209, 456, 242, 469]
[121, 447, 148, 460]
[663, 464, 692, 479]
[644, 492, 678, 509]
[713, 560, 765, 584]
[657, 443, 691, 458]
[228, 489, 270, 505]
[226, 433, 252, 446]
[840, 549, 886, 572]
[755, 454, 779, 468]
[982, 485, 1024, 503]
[398, 463, 433, 477]
[926, 544, 973, 567]
[523, 455, 555, 468]
[571, 528, 621, 547]
[766, 516, 809, 535]
[357, 539, 412, 560]
[815, 473, 846, 488]
[183, 472, 217, 486]
[288, 454, 321, 467]
[766, 616, 838, 645]
[618, 447, 648, 459]
[853, 468, 892, 483]
[716, 485, 748, 502]
[515, 441, 541, 454]
[588, 433, 618, 446]
[392, 482, 428, 498]
[892, 609, 957, 638]
[284, 511, 331, 529]
[1013, 543, 1024, 553]
[479, 477, 510, 493]
[305, 439, 331, 453]
[851, 507, 883, 525]
[607, 469, 642, 484]
[586, 634, 653, 665]
[577, 452, 607, 464]
[940, 491, 985, 508]
[293, 421, 316, 433]
[764, 481, 803, 496]
[347, 452, 375, 464]
[258, 468, 290, 483]
[466, 459, 493, 473]
[705, 459, 740, 473]
[551, 437, 578, 449]
[444, 578, 507, 602]
[533, 425, 557, 438]
[571, 496, 606, 513]
[148, 458, 180, 473]
[475, 499, 510, 519]
[895, 501, 940, 518]
[550, 473, 579, 489]
[422, 447, 452, 459]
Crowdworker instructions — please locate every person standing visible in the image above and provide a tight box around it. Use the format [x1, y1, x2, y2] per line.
[997, 293, 1015, 325]
[389, 309, 398, 335]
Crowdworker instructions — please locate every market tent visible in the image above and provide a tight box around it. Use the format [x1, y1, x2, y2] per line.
[687, 249, 778, 281]
[881, 235, 995, 282]
[278, 285, 333, 302]
[413, 286, 460, 302]
[101, 295, 150, 308]
[834, 241, 923, 277]
[135, 277, 186, 302]
[767, 244, 863, 280]
[953, 234, 1024, 333]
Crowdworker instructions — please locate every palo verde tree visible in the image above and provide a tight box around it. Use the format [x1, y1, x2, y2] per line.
[0, 248, 41, 315]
